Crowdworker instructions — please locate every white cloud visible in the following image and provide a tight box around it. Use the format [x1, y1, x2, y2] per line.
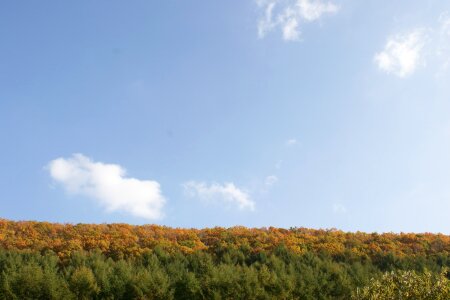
[286, 138, 298, 146]
[257, 0, 339, 41]
[297, 0, 339, 22]
[258, 2, 277, 39]
[283, 17, 300, 41]
[375, 13, 450, 78]
[48, 154, 166, 220]
[265, 175, 279, 187]
[374, 29, 427, 78]
[183, 181, 255, 211]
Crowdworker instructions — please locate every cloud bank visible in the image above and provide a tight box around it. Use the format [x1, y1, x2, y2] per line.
[183, 181, 255, 211]
[48, 154, 166, 220]
[257, 0, 339, 41]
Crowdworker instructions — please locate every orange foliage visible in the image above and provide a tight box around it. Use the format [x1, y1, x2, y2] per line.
[0, 219, 448, 260]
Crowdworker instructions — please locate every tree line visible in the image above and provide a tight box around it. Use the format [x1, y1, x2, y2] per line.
[0, 219, 449, 299]
[1, 220, 448, 260]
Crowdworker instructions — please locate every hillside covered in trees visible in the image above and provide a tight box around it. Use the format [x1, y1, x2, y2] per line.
[0, 219, 449, 299]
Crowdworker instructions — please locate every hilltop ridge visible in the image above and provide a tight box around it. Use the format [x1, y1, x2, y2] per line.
[1, 219, 448, 259]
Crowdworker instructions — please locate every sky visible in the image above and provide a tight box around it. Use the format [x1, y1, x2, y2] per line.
[1, 0, 450, 233]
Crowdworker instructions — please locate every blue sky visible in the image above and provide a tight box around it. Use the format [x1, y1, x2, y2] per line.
[1, 0, 450, 233]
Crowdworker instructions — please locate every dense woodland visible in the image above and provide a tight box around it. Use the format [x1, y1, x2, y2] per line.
[0, 219, 449, 299]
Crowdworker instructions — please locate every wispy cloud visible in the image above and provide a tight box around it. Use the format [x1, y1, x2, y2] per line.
[375, 12, 450, 78]
[374, 28, 427, 78]
[256, 0, 339, 41]
[436, 12, 450, 73]
[48, 154, 166, 220]
[265, 175, 279, 187]
[286, 138, 298, 146]
[275, 160, 283, 169]
[183, 181, 255, 211]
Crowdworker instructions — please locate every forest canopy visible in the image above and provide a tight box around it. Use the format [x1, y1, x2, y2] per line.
[0, 219, 449, 299]
[0, 219, 448, 260]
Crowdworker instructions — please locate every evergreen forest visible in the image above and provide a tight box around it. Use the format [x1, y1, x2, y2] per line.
[0, 219, 449, 299]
